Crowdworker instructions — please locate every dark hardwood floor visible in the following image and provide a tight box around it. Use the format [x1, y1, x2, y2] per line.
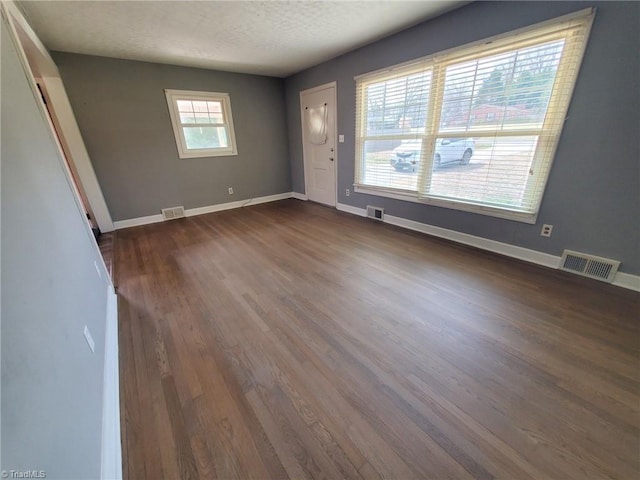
[116, 199, 639, 479]
[98, 231, 115, 282]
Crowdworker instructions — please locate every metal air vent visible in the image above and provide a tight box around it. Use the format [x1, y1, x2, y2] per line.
[559, 250, 620, 283]
[161, 206, 185, 220]
[366, 205, 384, 221]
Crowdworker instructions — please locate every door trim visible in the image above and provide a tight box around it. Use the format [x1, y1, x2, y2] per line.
[300, 81, 337, 207]
[2, 1, 115, 233]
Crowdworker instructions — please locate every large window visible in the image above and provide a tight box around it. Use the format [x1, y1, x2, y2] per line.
[165, 89, 238, 158]
[355, 10, 593, 223]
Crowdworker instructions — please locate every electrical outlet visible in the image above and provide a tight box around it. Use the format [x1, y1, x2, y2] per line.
[346, 188, 350, 197]
[339, 134, 345, 143]
[84, 325, 95, 353]
[228, 187, 234, 195]
[541, 224, 553, 237]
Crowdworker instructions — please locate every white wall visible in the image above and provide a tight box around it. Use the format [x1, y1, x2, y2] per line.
[1, 13, 112, 479]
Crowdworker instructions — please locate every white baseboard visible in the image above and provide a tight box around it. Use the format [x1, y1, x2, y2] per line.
[185, 192, 292, 217]
[335, 202, 640, 292]
[613, 272, 640, 291]
[336, 202, 367, 217]
[101, 285, 122, 480]
[384, 213, 561, 270]
[291, 192, 308, 201]
[113, 213, 164, 229]
[114, 192, 294, 230]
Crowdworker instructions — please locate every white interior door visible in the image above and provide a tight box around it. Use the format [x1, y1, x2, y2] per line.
[301, 82, 336, 207]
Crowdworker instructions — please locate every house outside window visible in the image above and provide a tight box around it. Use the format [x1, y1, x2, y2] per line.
[165, 89, 238, 159]
[354, 9, 594, 223]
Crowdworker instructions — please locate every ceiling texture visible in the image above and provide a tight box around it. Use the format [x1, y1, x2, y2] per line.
[18, 1, 466, 77]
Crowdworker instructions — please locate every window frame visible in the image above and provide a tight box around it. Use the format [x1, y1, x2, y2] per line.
[354, 8, 594, 224]
[165, 89, 238, 159]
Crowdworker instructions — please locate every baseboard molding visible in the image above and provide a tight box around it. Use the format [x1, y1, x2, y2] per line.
[114, 192, 294, 230]
[336, 202, 367, 217]
[384, 213, 561, 270]
[613, 272, 640, 291]
[291, 192, 308, 201]
[101, 285, 122, 480]
[113, 214, 163, 229]
[185, 192, 292, 217]
[335, 202, 639, 292]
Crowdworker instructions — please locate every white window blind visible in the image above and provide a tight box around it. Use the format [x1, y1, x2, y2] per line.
[354, 9, 594, 223]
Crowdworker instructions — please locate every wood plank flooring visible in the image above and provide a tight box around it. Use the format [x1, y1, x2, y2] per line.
[98, 231, 115, 281]
[116, 199, 639, 479]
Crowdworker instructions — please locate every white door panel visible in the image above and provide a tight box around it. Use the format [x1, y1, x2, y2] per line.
[301, 83, 336, 207]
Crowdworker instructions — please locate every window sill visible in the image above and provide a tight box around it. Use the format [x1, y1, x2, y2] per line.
[353, 185, 538, 224]
[178, 149, 238, 159]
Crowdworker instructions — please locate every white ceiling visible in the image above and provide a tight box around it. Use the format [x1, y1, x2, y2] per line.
[18, 1, 466, 78]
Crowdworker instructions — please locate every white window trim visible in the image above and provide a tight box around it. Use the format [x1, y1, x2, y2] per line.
[353, 8, 593, 84]
[354, 8, 594, 224]
[353, 185, 539, 223]
[165, 89, 238, 159]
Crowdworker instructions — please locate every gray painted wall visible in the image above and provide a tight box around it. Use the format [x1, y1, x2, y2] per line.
[53, 52, 292, 222]
[1, 17, 109, 479]
[285, 1, 640, 275]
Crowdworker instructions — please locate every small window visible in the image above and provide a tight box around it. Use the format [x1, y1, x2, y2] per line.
[165, 89, 238, 158]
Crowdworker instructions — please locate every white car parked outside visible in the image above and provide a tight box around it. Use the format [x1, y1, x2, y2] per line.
[389, 138, 475, 172]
